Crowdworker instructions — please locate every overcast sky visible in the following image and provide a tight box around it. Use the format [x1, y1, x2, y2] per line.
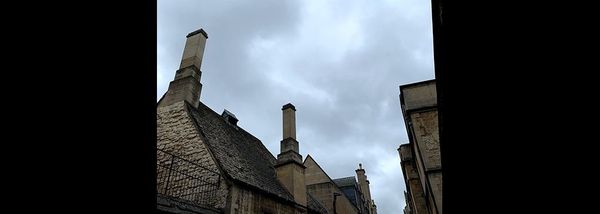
[158, 0, 434, 213]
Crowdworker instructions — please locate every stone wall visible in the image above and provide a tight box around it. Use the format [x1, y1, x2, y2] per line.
[410, 110, 441, 210]
[275, 162, 307, 206]
[401, 81, 437, 111]
[306, 182, 359, 214]
[227, 184, 296, 214]
[305, 156, 359, 214]
[307, 183, 333, 212]
[305, 162, 330, 185]
[411, 111, 440, 171]
[399, 145, 427, 214]
[426, 172, 442, 213]
[399, 80, 441, 214]
[157, 101, 228, 210]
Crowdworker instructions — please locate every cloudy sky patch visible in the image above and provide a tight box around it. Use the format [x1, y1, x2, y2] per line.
[158, 0, 434, 213]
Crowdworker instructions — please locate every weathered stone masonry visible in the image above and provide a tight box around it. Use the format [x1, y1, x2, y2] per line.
[157, 101, 228, 209]
[398, 79, 442, 214]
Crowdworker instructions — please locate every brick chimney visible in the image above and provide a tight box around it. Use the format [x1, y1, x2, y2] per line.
[356, 163, 373, 211]
[158, 28, 208, 108]
[275, 103, 307, 208]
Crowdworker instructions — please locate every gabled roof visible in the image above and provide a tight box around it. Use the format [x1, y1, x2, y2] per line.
[304, 155, 360, 212]
[304, 155, 332, 185]
[185, 102, 294, 202]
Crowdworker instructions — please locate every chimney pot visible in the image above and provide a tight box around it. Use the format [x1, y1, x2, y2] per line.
[282, 103, 296, 140]
[187, 28, 208, 38]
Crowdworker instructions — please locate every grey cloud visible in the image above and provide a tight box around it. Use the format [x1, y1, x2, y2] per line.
[158, 0, 434, 213]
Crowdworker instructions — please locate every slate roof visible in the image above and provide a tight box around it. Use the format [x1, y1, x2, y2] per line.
[333, 176, 361, 209]
[186, 102, 295, 202]
[333, 176, 358, 187]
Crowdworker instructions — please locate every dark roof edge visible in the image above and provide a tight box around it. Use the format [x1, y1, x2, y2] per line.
[282, 103, 296, 111]
[230, 178, 297, 205]
[332, 176, 358, 187]
[187, 28, 208, 38]
[399, 79, 436, 91]
[157, 93, 166, 107]
[399, 143, 411, 149]
[404, 106, 438, 115]
[333, 176, 356, 180]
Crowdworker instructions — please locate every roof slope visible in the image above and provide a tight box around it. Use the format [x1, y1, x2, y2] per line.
[308, 193, 329, 214]
[332, 176, 360, 209]
[333, 176, 357, 187]
[186, 102, 294, 202]
[304, 155, 360, 212]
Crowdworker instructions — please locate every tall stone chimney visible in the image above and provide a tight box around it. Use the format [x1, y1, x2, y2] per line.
[356, 163, 373, 212]
[158, 28, 208, 108]
[275, 103, 307, 208]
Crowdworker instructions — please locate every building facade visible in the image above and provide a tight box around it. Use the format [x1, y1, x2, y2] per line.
[398, 80, 441, 214]
[157, 29, 375, 214]
[304, 157, 377, 214]
[332, 167, 377, 214]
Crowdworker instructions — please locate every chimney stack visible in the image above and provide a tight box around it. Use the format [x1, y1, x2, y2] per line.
[356, 163, 373, 212]
[280, 103, 300, 157]
[282, 103, 296, 140]
[180, 29, 208, 70]
[275, 103, 307, 208]
[158, 28, 208, 108]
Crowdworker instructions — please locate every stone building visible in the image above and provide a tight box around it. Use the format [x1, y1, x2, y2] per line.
[397, 80, 441, 214]
[304, 156, 377, 214]
[157, 28, 375, 214]
[332, 177, 365, 213]
[332, 166, 378, 214]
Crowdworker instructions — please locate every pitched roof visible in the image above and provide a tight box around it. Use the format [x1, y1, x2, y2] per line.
[333, 176, 361, 209]
[307, 193, 329, 214]
[304, 155, 360, 212]
[186, 102, 294, 202]
[332, 176, 357, 187]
